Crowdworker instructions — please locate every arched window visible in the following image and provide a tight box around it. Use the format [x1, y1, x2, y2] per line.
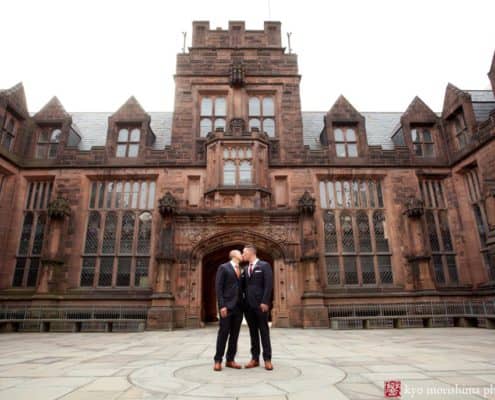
[200, 118, 212, 137]
[200, 96, 226, 136]
[18, 212, 34, 255]
[137, 212, 152, 254]
[373, 210, 388, 252]
[248, 96, 275, 136]
[119, 212, 135, 254]
[324, 211, 337, 253]
[31, 214, 46, 255]
[102, 212, 117, 254]
[357, 212, 372, 252]
[340, 213, 354, 252]
[223, 161, 236, 185]
[425, 211, 440, 252]
[439, 211, 453, 251]
[239, 161, 252, 184]
[84, 211, 101, 254]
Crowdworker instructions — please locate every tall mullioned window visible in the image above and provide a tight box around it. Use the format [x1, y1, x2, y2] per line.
[420, 179, 458, 285]
[222, 146, 253, 185]
[80, 180, 155, 288]
[320, 179, 393, 287]
[200, 96, 226, 137]
[463, 168, 495, 281]
[13, 181, 53, 287]
[248, 96, 275, 137]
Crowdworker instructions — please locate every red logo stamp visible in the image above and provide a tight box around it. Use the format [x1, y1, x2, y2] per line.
[384, 380, 401, 398]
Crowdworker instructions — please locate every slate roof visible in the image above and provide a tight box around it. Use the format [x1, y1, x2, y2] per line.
[302, 111, 401, 150]
[71, 111, 403, 151]
[466, 90, 495, 122]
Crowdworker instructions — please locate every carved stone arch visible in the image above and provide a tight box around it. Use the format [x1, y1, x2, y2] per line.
[189, 228, 289, 263]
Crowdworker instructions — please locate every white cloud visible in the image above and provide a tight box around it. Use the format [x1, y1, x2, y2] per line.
[0, 0, 493, 112]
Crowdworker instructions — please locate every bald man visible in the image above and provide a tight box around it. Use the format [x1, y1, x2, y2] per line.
[213, 249, 244, 371]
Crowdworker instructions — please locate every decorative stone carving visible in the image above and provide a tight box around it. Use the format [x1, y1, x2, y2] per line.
[403, 196, 425, 218]
[298, 191, 316, 215]
[158, 192, 178, 217]
[228, 118, 245, 135]
[229, 63, 245, 87]
[260, 225, 294, 244]
[47, 197, 71, 219]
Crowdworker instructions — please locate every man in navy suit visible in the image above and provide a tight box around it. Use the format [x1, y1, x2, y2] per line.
[242, 244, 274, 371]
[213, 249, 243, 371]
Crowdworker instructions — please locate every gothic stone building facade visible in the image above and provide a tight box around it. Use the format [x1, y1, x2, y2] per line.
[0, 21, 495, 331]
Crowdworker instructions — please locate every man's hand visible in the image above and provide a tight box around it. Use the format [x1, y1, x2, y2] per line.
[260, 303, 269, 313]
[220, 307, 228, 318]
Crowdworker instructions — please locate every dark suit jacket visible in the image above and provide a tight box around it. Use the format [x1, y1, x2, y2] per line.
[243, 260, 273, 310]
[215, 262, 242, 312]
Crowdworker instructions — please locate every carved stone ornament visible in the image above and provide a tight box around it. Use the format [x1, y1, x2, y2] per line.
[298, 191, 316, 215]
[229, 63, 245, 87]
[158, 192, 178, 217]
[403, 196, 425, 218]
[47, 197, 71, 219]
[229, 118, 245, 135]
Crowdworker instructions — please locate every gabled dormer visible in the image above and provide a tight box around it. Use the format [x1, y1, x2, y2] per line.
[32, 97, 78, 160]
[0, 82, 29, 154]
[441, 83, 477, 152]
[400, 96, 442, 159]
[107, 96, 155, 159]
[321, 95, 368, 158]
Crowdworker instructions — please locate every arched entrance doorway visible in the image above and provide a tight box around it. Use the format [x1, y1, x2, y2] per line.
[201, 244, 274, 323]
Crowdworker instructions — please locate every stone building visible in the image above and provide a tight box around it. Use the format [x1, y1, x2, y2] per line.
[0, 21, 494, 331]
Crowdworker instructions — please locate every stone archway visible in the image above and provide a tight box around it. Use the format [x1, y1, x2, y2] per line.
[201, 244, 274, 323]
[188, 229, 290, 328]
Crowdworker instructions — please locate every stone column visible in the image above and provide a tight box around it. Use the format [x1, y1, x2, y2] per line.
[35, 197, 71, 297]
[403, 196, 436, 291]
[298, 191, 329, 328]
[147, 192, 177, 330]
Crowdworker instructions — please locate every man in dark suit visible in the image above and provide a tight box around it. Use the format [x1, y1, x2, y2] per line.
[213, 249, 243, 371]
[242, 244, 274, 371]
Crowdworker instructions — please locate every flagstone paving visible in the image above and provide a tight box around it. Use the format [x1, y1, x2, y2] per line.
[0, 326, 494, 399]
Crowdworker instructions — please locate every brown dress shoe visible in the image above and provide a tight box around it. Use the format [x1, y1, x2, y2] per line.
[213, 362, 222, 371]
[264, 360, 273, 370]
[244, 359, 260, 369]
[225, 361, 242, 369]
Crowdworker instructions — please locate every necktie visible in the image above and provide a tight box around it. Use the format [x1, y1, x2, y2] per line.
[249, 263, 253, 277]
[234, 264, 240, 278]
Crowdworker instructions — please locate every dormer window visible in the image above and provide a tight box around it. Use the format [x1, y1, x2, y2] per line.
[452, 111, 468, 149]
[222, 146, 253, 185]
[334, 127, 357, 157]
[200, 96, 226, 137]
[0, 113, 17, 151]
[249, 96, 275, 137]
[411, 127, 435, 157]
[36, 128, 61, 159]
[116, 128, 140, 157]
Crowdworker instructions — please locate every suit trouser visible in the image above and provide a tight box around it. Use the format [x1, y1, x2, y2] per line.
[214, 307, 243, 362]
[245, 306, 272, 361]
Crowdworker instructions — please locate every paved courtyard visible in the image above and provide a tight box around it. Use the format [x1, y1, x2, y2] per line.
[0, 326, 494, 400]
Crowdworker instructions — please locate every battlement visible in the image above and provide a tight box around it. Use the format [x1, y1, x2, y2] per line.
[191, 21, 282, 48]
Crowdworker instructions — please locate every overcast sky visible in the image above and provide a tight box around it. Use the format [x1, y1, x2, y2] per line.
[1, 0, 494, 113]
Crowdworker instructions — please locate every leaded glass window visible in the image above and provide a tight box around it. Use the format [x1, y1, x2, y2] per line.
[13, 181, 53, 287]
[421, 179, 458, 285]
[81, 179, 154, 288]
[320, 178, 392, 287]
[463, 167, 494, 282]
